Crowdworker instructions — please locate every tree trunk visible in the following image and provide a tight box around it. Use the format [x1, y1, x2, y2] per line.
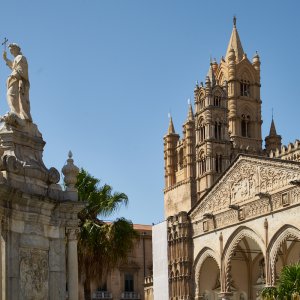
[84, 276, 91, 300]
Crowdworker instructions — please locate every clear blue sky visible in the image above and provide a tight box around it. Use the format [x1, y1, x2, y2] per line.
[0, 1, 299, 225]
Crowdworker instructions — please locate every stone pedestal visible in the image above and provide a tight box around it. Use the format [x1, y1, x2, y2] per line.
[0, 115, 83, 300]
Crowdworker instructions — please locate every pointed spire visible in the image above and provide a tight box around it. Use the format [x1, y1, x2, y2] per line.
[167, 115, 175, 134]
[207, 63, 216, 87]
[225, 17, 244, 62]
[269, 117, 278, 136]
[265, 114, 282, 154]
[186, 99, 194, 122]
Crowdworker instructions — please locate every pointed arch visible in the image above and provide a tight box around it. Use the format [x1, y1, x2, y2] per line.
[223, 226, 265, 261]
[267, 225, 300, 285]
[193, 247, 220, 299]
[222, 226, 265, 292]
[236, 60, 256, 83]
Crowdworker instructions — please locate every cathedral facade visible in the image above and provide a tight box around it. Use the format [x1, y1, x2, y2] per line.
[151, 19, 300, 300]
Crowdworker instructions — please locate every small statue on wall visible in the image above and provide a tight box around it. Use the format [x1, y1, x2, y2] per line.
[2, 42, 32, 121]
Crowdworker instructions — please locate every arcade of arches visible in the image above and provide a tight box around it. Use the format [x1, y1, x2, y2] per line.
[194, 226, 300, 300]
[155, 18, 300, 300]
[165, 155, 300, 300]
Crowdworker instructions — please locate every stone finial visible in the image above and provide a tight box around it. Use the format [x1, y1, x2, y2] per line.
[225, 18, 244, 62]
[187, 102, 194, 122]
[167, 115, 176, 134]
[62, 151, 79, 201]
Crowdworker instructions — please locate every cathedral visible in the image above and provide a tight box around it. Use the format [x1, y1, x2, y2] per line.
[149, 18, 300, 300]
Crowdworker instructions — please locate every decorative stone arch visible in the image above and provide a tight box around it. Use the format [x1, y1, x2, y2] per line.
[217, 63, 228, 83]
[213, 146, 224, 156]
[193, 247, 220, 299]
[212, 86, 225, 105]
[197, 117, 205, 129]
[199, 90, 205, 100]
[236, 61, 256, 83]
[223, 226, 265, 292]
[239, 105, 255, 138]
[268, 225, 300, 285]
[239, 105, 255, 120]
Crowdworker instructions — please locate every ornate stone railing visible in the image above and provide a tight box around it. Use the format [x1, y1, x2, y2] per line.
[92, 291, 112, 299]
[121, 292, 141, 299]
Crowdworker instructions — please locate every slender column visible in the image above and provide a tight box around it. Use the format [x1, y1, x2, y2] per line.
[66, 228, 79, 300]
[0, 217, 7, 300]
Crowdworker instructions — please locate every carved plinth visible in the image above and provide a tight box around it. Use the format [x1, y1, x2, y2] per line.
[0, 115, 61, 198]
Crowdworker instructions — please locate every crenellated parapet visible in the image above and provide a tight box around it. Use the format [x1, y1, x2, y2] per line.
[269, 140, 300, 162]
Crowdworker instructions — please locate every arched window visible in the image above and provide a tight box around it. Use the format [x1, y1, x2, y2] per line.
[241, 114, 250, 137]
[178, 148, 184, 169]
[215, 154, 222, 173]
[199, 97, 205, 110]
[200, 155, 206, 175]
[213, 94, 221, 107]
[240, 79, 250, 97]
[200, 124, 205, 142]
[214, 122, 222, 140]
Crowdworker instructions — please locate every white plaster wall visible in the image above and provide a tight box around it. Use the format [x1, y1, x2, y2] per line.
[153, 221, 169, 300]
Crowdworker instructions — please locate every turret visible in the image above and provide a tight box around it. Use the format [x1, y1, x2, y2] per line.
[207, 63, 216, 87]
[205, 75, 211, 95]
[183, 102, 195, 178]
[164, 117, 179, 188]
[252, 51, 261, 87]
[265, 117, 282, 154]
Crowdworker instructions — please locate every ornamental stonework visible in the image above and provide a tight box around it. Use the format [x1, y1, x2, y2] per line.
[190, 157, 300, 222]
[20, 248, 49, 300]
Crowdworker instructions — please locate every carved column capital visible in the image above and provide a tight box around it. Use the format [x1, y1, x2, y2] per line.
[66, 228, 80, 241]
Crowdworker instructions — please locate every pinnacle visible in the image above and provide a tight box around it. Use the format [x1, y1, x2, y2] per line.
[269, 118, 278, 136]
[187, 104, 194, 121]
[207, 63, 216, 87]
[168, 116, 176, 134]
[225, 19, 244, 62]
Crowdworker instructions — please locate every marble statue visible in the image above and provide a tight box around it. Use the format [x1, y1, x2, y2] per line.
[2, 43, 32, 121]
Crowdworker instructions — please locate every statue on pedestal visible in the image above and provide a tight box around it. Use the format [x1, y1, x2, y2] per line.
[2, 43, 32, 121]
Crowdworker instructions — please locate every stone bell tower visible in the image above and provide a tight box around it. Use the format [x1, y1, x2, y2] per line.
[0, 43, 83, 300]
[194, 63, 232, 198]
[163, 17, 264, 215]
[217, 17, 263, 155]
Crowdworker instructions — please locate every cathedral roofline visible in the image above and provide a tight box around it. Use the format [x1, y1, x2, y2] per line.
[188, 153, 300, 216]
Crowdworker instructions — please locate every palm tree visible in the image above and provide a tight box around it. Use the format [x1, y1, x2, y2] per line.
[261, 263, 300, 300]
[76, 169, 138, 300]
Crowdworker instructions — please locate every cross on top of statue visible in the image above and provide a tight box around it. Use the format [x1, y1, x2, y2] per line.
[1, 37, 8, 51]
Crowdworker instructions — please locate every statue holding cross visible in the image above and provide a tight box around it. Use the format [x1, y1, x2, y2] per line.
[2, 41, 32, 122]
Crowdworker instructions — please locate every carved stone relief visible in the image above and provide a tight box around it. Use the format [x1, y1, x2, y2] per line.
[190, 157, 300, 221]
[20, 248, 49, 300]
